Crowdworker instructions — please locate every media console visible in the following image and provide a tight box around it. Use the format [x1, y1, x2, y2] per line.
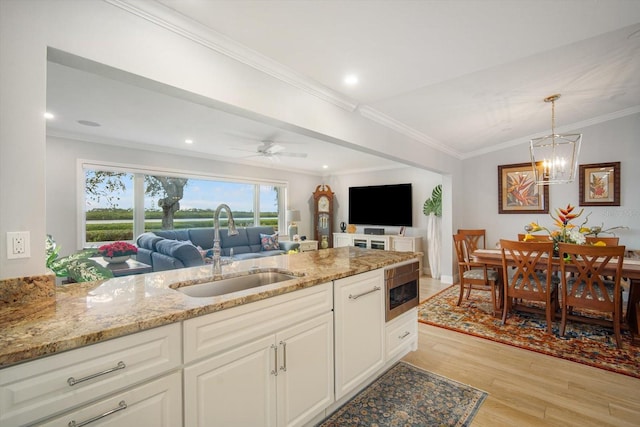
[333, 233, 424, 272]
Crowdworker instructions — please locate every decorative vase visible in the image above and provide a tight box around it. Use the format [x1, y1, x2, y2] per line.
[320, 235, 329, 249]
[426, 213, 441, 279]
[102, 255, 130, 264]
[340, 221, 347, 233]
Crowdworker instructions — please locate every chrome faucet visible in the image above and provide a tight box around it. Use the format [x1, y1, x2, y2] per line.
[212, 204, 239, 275]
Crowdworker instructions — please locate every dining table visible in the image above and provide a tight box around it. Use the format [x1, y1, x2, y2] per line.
[471, 248, 640, 345]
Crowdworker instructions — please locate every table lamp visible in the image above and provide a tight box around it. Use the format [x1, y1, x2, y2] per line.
[287, 209, 301, 240]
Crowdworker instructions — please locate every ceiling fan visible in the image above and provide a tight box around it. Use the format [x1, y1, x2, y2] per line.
[235, 140, 308, 160]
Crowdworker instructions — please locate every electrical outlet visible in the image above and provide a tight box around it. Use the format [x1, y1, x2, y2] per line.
[7, 231, 30, 259]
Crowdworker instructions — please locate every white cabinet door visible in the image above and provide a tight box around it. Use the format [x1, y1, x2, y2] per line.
[333, 270, 385, 399]
[391, 237, 414, 252]
[39, 372, 182, 427]
[184, 335, 277, 427]
[333, 234, 352, 247]
[276, 312, 334, 427]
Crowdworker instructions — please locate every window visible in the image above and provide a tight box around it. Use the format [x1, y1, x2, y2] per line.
[82, 163, 287, 247]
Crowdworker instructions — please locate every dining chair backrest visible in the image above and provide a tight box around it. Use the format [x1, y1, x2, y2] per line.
[558, 243, 625, 311]
[453, 233, 500, 314]
[517, 234, 552, 242]
[453, 233, 469, 266]
[499, 239, 554, 300]
[499, 239, 557, 333]
[457, 229, 486, 255]
[585, 236, 620, 246]
[557, 242, 626, 347]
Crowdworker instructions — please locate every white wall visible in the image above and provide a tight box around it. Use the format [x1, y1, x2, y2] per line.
[1, 0, 459, 279]
[460, 113, 640, 249]
[328, 167, 442, 274]
[46, 136, 323, 255]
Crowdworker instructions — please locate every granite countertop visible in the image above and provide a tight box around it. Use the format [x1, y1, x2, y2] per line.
[0, 247, 419, 368]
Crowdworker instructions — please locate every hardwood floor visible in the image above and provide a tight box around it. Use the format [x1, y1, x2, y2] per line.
[402, 276, 640, 426]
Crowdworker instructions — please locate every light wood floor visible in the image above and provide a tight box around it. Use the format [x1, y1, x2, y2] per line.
[402, 276, 640, 427]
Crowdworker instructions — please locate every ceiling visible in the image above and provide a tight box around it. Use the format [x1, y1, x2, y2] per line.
[46, 0, 640, 174]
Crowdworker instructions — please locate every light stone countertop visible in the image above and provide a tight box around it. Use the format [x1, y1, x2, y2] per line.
[0, 247, 420, 368]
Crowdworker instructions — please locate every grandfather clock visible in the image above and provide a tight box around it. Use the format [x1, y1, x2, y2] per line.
[312, 184, 334, 248]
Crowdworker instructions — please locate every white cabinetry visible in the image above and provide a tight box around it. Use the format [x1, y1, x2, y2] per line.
[385, 308, 418, 362]
[0, 323, 182, 427]
[183, 283, 334, 427]
[333, 269, 385, 400]
[390, 236, 423, 253]
[38, 372, 182, 427]
[333, 234, 353, 248]
[298, 239, 318, 252]
[333, 234, 422, 254]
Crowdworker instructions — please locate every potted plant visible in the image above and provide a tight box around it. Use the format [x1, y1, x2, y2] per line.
[423, 185, 442, 279]
[98, 241, 138, 263]
[46, 235, 113, 283]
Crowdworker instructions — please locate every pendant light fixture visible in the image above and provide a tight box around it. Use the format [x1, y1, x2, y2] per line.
[529, 94, 582, 185]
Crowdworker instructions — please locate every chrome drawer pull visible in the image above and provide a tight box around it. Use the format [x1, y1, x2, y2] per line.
[279, 341, 287, 372]
[348, 286, 381, 300]
[399, 331, 411, 339]
[271, 344, 278, 376]
[67, 361, 126, 386]
[68, 400, 127, 426]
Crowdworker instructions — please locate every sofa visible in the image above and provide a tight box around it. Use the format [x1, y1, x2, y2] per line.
[136, 226, 299, 272]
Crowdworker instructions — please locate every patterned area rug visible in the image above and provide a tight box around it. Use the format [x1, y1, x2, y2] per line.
[418, 285, 640, 379]
[318, 361, 486, 427]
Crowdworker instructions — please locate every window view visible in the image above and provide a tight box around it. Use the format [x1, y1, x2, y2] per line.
[83, 166, 286, 246]
[84, 169, 135, 243]
[142, 177, 256, 231]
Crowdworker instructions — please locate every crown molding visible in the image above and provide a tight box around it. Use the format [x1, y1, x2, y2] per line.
[104, 0, 358, 112]
[462, 105, 640, 159]
[357, 105, 462, 159]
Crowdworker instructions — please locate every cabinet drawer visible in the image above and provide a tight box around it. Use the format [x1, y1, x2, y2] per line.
[385, 308, 418, 362]
[184, 282, 332, 363]
[38, 372, 182, 427]
[0, 323, 181, 427]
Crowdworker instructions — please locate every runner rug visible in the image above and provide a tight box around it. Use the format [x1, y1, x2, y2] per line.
[317, 361, 486, 427]
[418, 285, 640, 379]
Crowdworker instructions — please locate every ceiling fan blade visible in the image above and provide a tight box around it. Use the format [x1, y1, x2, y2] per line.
[276, 152, 308, 158]
[264, 143, 286, 154]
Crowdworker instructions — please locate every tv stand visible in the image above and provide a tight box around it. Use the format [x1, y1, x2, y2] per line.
[333, 233, 422, 253]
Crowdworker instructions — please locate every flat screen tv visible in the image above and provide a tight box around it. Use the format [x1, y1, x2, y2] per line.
[348, 183, 413, 227]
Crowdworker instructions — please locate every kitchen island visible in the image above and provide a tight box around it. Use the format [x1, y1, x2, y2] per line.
[0, 247, 421, 427]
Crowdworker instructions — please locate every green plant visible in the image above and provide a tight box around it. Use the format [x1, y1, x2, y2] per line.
[423, 184, 442, 217]
[46, 235, 114, 283]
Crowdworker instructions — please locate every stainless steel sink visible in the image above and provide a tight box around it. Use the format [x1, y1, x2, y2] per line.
[173, 270, 300, 298]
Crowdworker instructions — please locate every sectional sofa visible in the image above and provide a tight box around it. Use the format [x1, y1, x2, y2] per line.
[136, 226, 299, 272]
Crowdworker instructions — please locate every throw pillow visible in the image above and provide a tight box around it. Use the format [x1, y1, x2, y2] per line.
[260, 233, 279, 251]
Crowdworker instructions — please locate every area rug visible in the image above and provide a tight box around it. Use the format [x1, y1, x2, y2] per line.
[418, 285, 640, 379]
[317, 361, 487, 427]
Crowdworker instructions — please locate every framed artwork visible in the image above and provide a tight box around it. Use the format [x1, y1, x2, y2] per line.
[579, 162, 620, 206]
[498, 162, 549, 214]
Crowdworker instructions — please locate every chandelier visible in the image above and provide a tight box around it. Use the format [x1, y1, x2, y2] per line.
[529, 94, 582, 185]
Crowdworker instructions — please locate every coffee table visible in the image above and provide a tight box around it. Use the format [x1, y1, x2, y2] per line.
[91, 257, 152, 277]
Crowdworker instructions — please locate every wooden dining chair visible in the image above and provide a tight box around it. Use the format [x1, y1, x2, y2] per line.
[457, 229, 486, 255]
[499, 239, 558, 334]
[558, 242, 626, 348]
[453, 234, 500, 315]
[585, 236, 619, 246]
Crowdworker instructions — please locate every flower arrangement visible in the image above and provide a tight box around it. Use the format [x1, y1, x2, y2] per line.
[524, 204, 589, 253]
[524, 203, 628, 253]
[98, 241, 138, 257]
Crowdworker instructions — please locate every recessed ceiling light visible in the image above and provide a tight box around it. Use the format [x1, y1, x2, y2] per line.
[185, 139, 193, 144]
[344, 74, 359, 86]
[322, 165, 329, 169]
[77, 119, 101, 127]
[43, 112, 54, 120]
